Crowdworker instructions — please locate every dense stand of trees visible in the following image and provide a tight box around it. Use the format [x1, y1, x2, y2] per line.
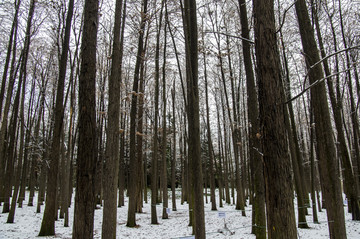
[0, 0, 359, 238]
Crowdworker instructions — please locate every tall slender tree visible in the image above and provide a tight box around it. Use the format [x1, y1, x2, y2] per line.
[183, 0, 205, 237]
[237, 0, 266, 237]
[39, 0, 74, 235]
[151, 0, 165, 225]
[72, 0, 99, 237]
[127, 0, 148, 227]
[102, 0, 124, 238]
[161, 9, 168, 219]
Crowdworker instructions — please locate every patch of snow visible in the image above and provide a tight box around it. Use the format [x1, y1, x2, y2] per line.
[0, 190, 359, 238]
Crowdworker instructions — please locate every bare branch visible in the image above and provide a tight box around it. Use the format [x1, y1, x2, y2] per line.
[285, 66, 357, 104]
[276, 1, 297, 33]
[285, 45, 360, 104]
[204, 30, 254, 44]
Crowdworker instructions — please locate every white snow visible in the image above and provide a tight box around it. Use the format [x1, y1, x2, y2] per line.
[0, 190, 359, 238]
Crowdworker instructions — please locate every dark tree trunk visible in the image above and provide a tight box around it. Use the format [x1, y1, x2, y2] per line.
[278, 24, 309, 228]
[338, 0, 360, 186]
[253, 0, 297, 238]
[72, 0, 99, 237]
[39, 0, 74, 235]
[151, 0, 164, 225]
[292, 0, 348, 234]
[171, 81, 177, 211]
[161, 12, 168, 219]
[6, 49, 28, 222]
[18, 78, 35, 208]
[136, 27, 149, 213]
[183, 0, 205, 237]
[0, 0, 20, 206]
[117, 0, 127, 209]
[2, 0, 35, 214]
[311, 0, 360, 221]
[127, 0, 148, 227]
[238, 0, 266, 237]
[102, 0, 124, 237]
[202, 29, 216, 210]
[310, 110, 319, 223]
[295, 0, 347, 238]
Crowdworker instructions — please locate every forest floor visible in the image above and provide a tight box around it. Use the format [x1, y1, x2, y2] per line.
[0, 190, 359, 238]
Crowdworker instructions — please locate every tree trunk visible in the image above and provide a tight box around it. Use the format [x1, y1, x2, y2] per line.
[253, 0, 297, 238]
[338, 0, 360, 186]
[127, 0, 148, 227]
[311, 0, 360, 220]
[238, 0, 266, 237]
[202, 33, 216, 211]
[151, 0, 165, 225]
[72, 0, 99, 237]
[183, 0, 205, 237]
[294, 0, 347, 237]
[310, 110, 319, 223]
[102, 0, 124, 237]
[171, 82, 177, 211]
[161, 13, 168, 219]
[0, 0, 20, 206]
[39, 0, 74, 235]
[6, 49, 28, 222]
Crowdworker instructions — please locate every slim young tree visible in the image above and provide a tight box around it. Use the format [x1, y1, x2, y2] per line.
[161, 10, 168, 219]
[151, 0, 165, 225]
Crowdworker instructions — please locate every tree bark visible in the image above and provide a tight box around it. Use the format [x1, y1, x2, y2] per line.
[171, 81, 177, 211]
[72, 0, 99, 237]
[183, 0, 206, 237]
[39, 0, 74, 235]
[311, 0, 360, 220]
[294, 0, 347, 237]
[161, 12, 168, 219]
[238, 0, 266, 237]
[151, 0, 165, 225]
[102, 0, 124, 237]
[127, 0, 148, 227]
[253, 0, 297, 238]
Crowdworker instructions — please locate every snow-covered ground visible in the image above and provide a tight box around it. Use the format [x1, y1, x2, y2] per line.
[0, 190, 359, 238]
